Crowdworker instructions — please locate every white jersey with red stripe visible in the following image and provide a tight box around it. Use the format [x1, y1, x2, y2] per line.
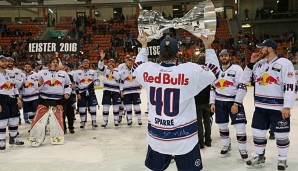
[73, 69, 97, 94]
[120, 67, 141, 95]
[98, 60, 121, 92]
[210, 64, 247, 104]
[35, 69, 72, 100]
[6, 68, 23, 90]
[20, 71, 39, 102]
[242, 56, 297, 110]
[133, 48, 219, 155]
[117, 63, 127, 72]
[0, 70, 18, 97]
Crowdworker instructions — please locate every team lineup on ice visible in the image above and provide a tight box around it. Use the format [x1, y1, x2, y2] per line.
[1, 34, 298, 171]
[1, 0, 298, 170]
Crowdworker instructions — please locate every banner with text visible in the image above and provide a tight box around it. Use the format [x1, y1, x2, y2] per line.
[136, 39, 160, 58]
[28, 40, 80, 54]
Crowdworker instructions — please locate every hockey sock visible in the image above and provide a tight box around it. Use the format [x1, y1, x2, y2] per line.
[275, 132, 290, 160]
[119, 104, 124, 116]
[218, 123, 230, 146]
[89, 106, 97, 122]
[252, 128, 267, 155]
[134, 104, 141, 120]
[234, 123, 247, 151]
[102, 105, 110, 124]
[79, 107, 87, 122]
[113, 104, 119, 123]
[126, 105, 132, 123]
[0, 119, 8, 140]
[28, 112, 35, 121]
[8, 117, 19, 138]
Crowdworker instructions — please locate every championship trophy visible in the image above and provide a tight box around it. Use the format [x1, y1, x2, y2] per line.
[138, 0, 221, 42]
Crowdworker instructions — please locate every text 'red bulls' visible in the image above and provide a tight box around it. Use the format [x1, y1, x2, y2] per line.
[143, 72, 189, 85]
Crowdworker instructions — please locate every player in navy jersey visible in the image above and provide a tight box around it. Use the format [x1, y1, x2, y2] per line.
[133, 34, 220, 171]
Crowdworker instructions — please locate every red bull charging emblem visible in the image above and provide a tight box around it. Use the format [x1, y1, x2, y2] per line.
[0, 82, 14, 90]
[214, 79, 234, 90]
[44, 78, 63, 87]
[255, 73, 279, 86]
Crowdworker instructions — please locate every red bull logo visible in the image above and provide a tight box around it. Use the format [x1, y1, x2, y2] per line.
[79, 78, 93, 84]
[43, 78, 63, 87]
[255, 73, 279, 86]
[124, 75, 136, 82]
[0, 82, 14, 90]
[106, 74, 115, 81]
[24, 81, 34, 88]
[214, 79, 234, 90]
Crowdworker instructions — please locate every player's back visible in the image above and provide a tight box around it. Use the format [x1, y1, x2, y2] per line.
[134, 61, 215, 155]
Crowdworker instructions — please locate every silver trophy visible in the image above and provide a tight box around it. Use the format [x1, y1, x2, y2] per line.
[138, 0, 221, 42]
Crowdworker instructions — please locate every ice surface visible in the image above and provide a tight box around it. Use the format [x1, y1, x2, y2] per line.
[1, 87, 298, 171]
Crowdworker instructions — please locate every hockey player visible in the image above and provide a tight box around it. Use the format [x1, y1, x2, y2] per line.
[6, 57, 24, 124]
[120, 57, 142, 126]
[118, 55, 130, 71]
[29, 58, 72, 147]
[242, 39, 297, 170]
[98, 57, 121, 127]
[73, 59, 98, 129]
[0, 55, 24, 150]
[5, 56, 24, 141]
[133, 34, 220, 171]
[209, 49, 248, 159]
[20, 63, 39, 124]
[117, 55, 131, 120]
[32, 61, 42, 73]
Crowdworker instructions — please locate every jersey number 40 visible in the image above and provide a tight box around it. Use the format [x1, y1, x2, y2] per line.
[150, 86, 180, 117]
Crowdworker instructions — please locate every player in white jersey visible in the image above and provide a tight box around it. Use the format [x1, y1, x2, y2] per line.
[242, 39, 297, 170]
[117, 55, 131, 119]
[98, 58, 121, 127]
[210, 49, 248, 159]
[120, 57, 142, 126]
[29, 58, 72, 147]
[73, 59, 99, 129]
[20, 63, 39, 124]
[0, 56, 24, 150]
[117, 55, 130, 72]
[133, 34, 220, 171]
[4, 56, 24, 144]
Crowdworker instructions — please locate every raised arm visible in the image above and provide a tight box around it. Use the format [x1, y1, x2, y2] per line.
[200, 35, 220, 78]
[133, 35, 149, 70]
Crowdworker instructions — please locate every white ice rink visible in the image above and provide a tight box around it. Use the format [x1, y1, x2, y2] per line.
[1, 87, 298, 171]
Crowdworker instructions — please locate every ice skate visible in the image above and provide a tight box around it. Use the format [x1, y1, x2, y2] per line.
[92, 121, 98, 129]
[239, 150, 248, 160]
[220, 143, 231, 157]
[246, 154, 266, 168]
[0, 140, 6, 150]
[9, 136, 24, 146]
[118, 115, 122, 124]
[277, 160, 288, 170]
[138, 119, 142, 126]
[101, 121, 108, 128]
[114, 120, 119, 127]
[127, 120, 132, 127]
[80, 121, 85, 129]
